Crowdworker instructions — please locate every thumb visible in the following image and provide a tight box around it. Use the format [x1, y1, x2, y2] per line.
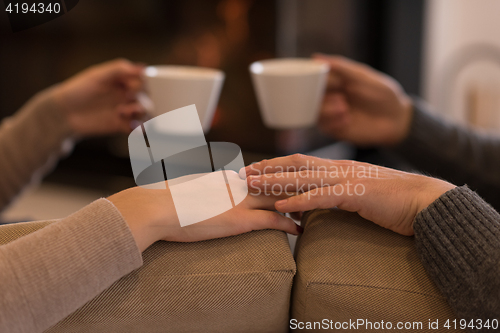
[312, 54, 365, 85]
[251, 211, 302, 235]
[105, 59, 145, 92]
[104, 59, 145, 81]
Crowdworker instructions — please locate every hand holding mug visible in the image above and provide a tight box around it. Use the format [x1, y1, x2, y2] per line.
[53, 58, 146, 136]
[314, 54, 413, 147]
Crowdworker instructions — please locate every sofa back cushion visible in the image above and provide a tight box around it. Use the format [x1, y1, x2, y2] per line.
[0, 221, 296, 333]
[291, 209, 462, 332]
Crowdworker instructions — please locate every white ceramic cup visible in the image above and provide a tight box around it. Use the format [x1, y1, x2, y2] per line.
[249, 58, 329, 129]
[143, 65, 225, 134]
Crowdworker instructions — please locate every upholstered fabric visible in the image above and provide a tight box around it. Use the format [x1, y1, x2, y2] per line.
[0, 222, 296, 333]
[291, 209, 463, 332]
[0, 200, 143, 333]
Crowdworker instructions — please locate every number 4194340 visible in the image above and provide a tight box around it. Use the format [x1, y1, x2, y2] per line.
[5, 2, 61, 14]
[444, 319, 498, 330]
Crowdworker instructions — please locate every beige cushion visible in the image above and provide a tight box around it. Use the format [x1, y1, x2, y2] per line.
[0, 221, 296, 333]
[291, 209, 462, 332]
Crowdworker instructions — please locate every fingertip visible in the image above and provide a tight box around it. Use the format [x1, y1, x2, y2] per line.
[276, 199, 287, 207]
[275, 199, 289, 212]
[133, 63, 147, 76]
[117, 103, 145, 117]
[238, 167, 247, 179]
[243, 164, 258, 177]
[106, 58, 141, 80]
[279, 215, 302, 235]
[130, 120, 143, 130]
[312, 54, 338, 72]
[116, 58, 144, 77]
[312, 52, 329, 59]
[115, 58, 134, 70]
[312, 54, 330, 66]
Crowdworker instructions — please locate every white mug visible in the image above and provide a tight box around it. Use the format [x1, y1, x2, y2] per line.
[249, 58, 329, 129]
[142, 65, 225, 135]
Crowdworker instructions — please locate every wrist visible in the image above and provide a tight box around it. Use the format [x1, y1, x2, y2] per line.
[108, 186, 179, 252]
[404, 177, 456, 236]
[108, 189, 167, 252]
[51, 83, 79, 135]
[125, 216, 160, 253]
[415, 178, 456, 218]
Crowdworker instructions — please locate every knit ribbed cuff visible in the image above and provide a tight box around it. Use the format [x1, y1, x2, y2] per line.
[414, 185, 500, 320]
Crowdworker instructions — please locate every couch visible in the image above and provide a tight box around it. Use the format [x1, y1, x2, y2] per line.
[0, 209, 462, 332]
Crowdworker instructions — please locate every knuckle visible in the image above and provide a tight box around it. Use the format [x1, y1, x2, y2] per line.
[114, 58, 132, 70]
[296, 193, 309, 204]
[258, 159, 268, 171]
[266, 213, 281, 228]
[308, 188, 320, 198]
[115, 57, 129, 65]
[298, 169, 311, 178]
[291, 153, 306, 164]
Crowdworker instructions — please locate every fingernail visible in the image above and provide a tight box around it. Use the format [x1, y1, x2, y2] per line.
[276, 199, 287, 207]
[248, 175, 261, 183]
[296, 224, 304, 233]
[238, 167, 247, 179]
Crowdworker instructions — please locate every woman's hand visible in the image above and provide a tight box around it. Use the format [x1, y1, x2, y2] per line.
[314, 54, 413, 147]
[53, 58, 146, 136]
[243, 154, 456, 236]
[108, 171, 301, 252]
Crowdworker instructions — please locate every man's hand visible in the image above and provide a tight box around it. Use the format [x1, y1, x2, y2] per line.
[243, 154, 456, 236]
[53, 58, 146, 136]
[314, 54, 413, 147]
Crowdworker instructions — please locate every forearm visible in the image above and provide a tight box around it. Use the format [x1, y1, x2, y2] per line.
[0, 86, 74, 211]
[0, 199, 143, 333]
[414, 186, 500, 326]
[393, 99, 500, 210]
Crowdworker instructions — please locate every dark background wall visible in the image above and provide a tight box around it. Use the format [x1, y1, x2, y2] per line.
[0, 0, 424, 191]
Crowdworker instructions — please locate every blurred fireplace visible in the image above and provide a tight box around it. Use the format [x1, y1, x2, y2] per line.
[0, 0, 423, 191]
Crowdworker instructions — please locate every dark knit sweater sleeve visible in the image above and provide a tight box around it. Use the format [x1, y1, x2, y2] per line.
[393, 99, 500, 211]
[414, 185, 500, 328]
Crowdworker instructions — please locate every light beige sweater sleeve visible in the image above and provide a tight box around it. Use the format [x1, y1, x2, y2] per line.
[0, 86, 73, 211]
[0, 88, 143, 332]
[0, 198, 143, 333]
